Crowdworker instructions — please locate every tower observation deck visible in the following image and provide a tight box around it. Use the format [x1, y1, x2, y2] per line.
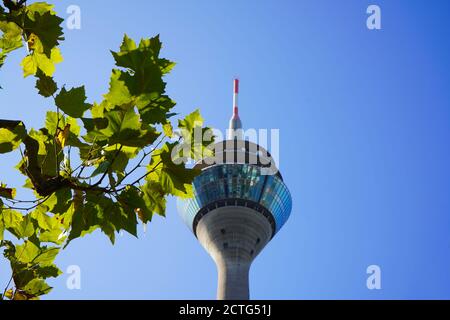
[177, 79, 292, 300]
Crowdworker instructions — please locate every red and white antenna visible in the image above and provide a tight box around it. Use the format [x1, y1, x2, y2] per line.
[233, 78, 239, 117]
[228, 78, 243, 140]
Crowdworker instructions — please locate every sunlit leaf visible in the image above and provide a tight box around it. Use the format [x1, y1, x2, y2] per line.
[104, 69, 133, 107]
[147, 143, 200, 197]
[56, 124, 70, 148]
[163, 122, 173, 138]
[99, 108, 159, 147]
[0, 20, 23, 66]
[0, 120, 26, 154]
[23, 278, 52, 297]
[5, 289, 14, 300]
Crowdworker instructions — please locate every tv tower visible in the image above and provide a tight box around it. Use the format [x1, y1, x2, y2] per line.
[178, 79, 292, 300]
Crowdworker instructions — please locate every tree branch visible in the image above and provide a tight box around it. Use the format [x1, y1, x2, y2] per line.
[114, 159, 163, 192]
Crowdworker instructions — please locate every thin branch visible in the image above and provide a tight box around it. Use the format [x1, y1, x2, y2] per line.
[72, 137, 99, 178]
[116, 150, 149, 186]
[3, 195, 51, 211]
[115, 134, 167, 187]
[92, 145, 123, 187]
[69, 181, 110, 195]
[20, 1, 30, 55]
[113, 160, 163, 193]
[3, 197, 41, 204]
[54, 103, 60, 175]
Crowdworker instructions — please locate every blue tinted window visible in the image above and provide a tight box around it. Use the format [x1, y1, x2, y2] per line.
[178, 164, 292, 235]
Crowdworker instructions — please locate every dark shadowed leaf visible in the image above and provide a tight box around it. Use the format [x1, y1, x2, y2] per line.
[55, 86, 91, 118]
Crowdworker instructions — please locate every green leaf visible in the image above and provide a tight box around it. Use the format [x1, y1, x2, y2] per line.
[0, 184, 15, 199]
[147, 143, 200, 197]
[0, 53, 6, 70]
[0, 207, 4, 241]
[142, 180, 166, 217]
[118, 186, 152, 223]
[117, 33, 137, 52]
[46, 230, 66, 244]
[45, 111, 83, 148]
[66, 197, 101, 245]
[90, 193, 138, 241]
[55, 86, 91, 118]
[34, 247, 59, 266]
[163, 122, 173, 138]
[20, 54, 36, 77]
[43, 188, 72, 214]
[24, 9, 64, 56]
[91, 160, 111, 178]
[81, 117, 108, 132]
[0, 120, 26, 154]
[30, 209, 58, 231]
[1, 208, 22, 232]
[35, 265, 62, 278]
[38, 228, 64, 244]
[21, 47, 63, 77]
[108, 150, 129, 173]
[5, 289, 13, 300]
[104, 69, 133, 107]
[15, 241, 40, 264]
[1, 209, 34, 239]
[26, 2, 56, 18]
[178, 109, 204, 132]
[35, 70, 57, 97]
[101, 108, 138, 136]
[99, 108, 159, 147]
[22, 278, 52, 297]
[112, 35, 141, 70]
[15, 215, 35, 239]
[3, 239, 60, 299]
[110, 34, 165, 96]
[66, 192, 138, 246]
[103, 144, 139, 173]
[0, 20, 23, 64]
[138, 95, 176, 125]
[28, 128, 62, 177]
[108, 205, 137, 239]
[177, 109, 215, 160]
[31, 201, 67, 245]
[159, 58, 176, 74]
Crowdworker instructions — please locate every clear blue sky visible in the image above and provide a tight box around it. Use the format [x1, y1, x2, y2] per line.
[1, 0, 450, 299]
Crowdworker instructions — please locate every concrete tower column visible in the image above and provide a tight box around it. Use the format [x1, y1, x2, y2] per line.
[216, 258, 251, 300]
[195, 206, 273, 300]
